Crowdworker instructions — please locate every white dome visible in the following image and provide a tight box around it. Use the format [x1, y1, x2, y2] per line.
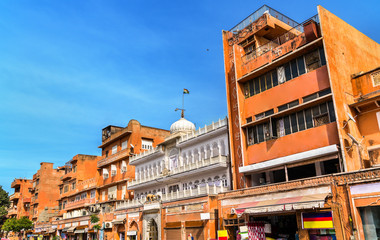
[170, 118, 196, 134]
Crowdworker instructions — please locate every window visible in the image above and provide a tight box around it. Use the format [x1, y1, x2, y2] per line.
[222, 175, 228, 187]
[71, 182, 76, 190]
[142, 139, 153, 150]
[103, 168, 109, 179]
[121, 140, 128, 150]
[246, 117, 253, 123]
[111, 165, 117, 177]
[243, 47, 326, 98]
[169, 185, 179, 193]
[81, 193, 87, 199]
[60, 187, 63, 194]
[90, 190, 96, 199]
[121, 161, 127, 173]
[303, 88, 332, 103]
[62, 201, 67, 209]
[112, 145, 117, 155]
[73, 165, 77, 173]
[64, 185, 69, 193]
[102, 191, 105, 201]
[247, 101, 336, 145]
[255, 109, 274, 121]
[75, 195, 80, 201]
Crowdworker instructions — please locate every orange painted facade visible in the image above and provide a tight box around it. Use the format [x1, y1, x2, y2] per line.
[221, 4, 380, 240]
[8, 179, 33, 219]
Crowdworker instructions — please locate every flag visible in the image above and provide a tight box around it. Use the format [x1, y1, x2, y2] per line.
[218, 230, 228, 240]
[183, 88, 190, 94]
[302, 212, 334, 229]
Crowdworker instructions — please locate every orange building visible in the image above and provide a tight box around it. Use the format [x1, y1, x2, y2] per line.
[7, 178, 33, 219]
[53, 154, 101, 240]
[96, 120, 169, 240]
[31, 162, 65, 237]
[220, 5, 380, 240]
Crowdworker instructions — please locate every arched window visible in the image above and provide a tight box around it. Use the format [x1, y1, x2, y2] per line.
[194, 180, 199, 189]
[201, 179, 206, 187]
[222, 175, 228, 187]
[207, 177, 213, 186]
[212, 142, 219, 157]
[214, 176, 221, 186]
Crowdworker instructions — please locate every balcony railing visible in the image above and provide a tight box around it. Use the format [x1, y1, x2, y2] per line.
[129, 146, 164, 164]
[9, 192, 20, 200]
[243, 15, 319, 63]
[97, 148, 130, 168]
[116, 185, 229, 210]
[128, 155, 228, 189]
[7, 207, 17, 216]
[179, 117, 227, 143]
[64, 198, 96, 211]
[230, 5, 299, 32]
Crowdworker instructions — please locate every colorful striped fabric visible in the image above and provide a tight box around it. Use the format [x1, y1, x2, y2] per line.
[302, 212, 334, 229]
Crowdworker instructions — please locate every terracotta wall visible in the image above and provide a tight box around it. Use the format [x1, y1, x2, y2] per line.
[319, 5, 380, 171]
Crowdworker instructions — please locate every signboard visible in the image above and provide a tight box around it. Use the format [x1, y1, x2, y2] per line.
[126, 231, 137, 236]
[218, 230, 228, 240]
[200, 213, 210, 220]
[302, 212, 334, 229]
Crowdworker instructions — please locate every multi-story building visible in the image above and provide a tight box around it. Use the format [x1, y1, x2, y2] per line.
[54, 154, 100, 240]
[220, 5, 380, 240]
[114, 116, 230, 240]
[31, 162, 65, 236]
[97, 120, 170, 240]
[7, 178, 33, 219]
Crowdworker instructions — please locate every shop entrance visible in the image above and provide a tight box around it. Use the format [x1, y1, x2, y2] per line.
[247, 214, 298, 240]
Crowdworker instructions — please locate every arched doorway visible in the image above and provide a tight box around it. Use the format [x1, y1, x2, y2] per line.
[148, 219, 158, 240]
[128, 221, 138, 240]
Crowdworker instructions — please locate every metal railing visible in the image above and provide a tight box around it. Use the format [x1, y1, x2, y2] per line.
[128, 155, 228, 188]
[230, 5, 299, 32]
[64, 198, 96, 210]
[179, 117, 228, 143]
[115, 185, 229, 210]
[129, 145, 164, 164]
[243, 14, 319, 62]
[97, 148, 130, 167]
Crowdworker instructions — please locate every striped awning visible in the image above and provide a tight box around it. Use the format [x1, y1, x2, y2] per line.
[235, 193, 328, 216]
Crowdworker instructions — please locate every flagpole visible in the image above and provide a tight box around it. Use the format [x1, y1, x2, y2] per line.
[182, 92, 184, 118]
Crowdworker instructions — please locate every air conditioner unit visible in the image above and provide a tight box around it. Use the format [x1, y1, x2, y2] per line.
[104, 222, 112, 229]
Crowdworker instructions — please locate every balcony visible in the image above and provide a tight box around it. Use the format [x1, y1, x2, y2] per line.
[7, 207, 17, 216]
[129, 146, 164, 165]
[64, 198, 96, 211]
[9, 192, 20, 201]
[351, 68, 380, 105]
[61, 171, 75, 181]
[23, 197, 31, 203]
[178, 118, 228, 145]
[235, 15, 321, 80]
[97, 148, 130, 168]
[128, 155, 229, 190]
[116, 185, 229, 211]
[11, 179, 23, 188]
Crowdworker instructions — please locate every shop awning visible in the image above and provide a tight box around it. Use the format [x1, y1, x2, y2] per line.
[48, 229, 56, 234]
[74, 225, 88, 234]
[61, 227, 70, 232]
[67, 226, 76, 233]
[234, 193, 328, 216]
[111, 219, 125, 225]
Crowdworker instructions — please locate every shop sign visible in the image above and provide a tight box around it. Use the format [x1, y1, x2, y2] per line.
[200, 213, 210, 220]
[126, 231, 137, 236]
[217, 230, 228, 240]
[302, 212, 334, 229]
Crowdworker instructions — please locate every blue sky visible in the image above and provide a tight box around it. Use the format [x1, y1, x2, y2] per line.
[0, 0, 379, 193]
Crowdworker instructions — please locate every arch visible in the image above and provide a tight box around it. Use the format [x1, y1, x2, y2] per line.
[214, 176, 221, 186]
[193, 149, 200, 162]
[147, 219, 158, 240]
[212, 142, 219, 157]
[129, 220, 139, 231]
[207, 177, 213, 186]
[219, 139, 226, 156]
[206, 144, 211, 159]
[200, 146, 205, 160]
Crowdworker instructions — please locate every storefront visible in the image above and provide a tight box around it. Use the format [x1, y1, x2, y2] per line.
[74, 226, 88, 240]
[220, 186, 336, 240]
[350, 181, 380, 239]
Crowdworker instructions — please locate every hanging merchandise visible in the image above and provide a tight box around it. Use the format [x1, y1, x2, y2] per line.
[247, 222, 265, 240]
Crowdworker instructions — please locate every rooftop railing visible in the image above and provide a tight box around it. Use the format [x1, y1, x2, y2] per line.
[97, 148, 130, 168]
[243, 14, 319, 62]
[230, 5, 299, 33]
[179, 117, 228, 143]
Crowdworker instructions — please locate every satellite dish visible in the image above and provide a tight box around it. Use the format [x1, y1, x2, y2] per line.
[347, 133, 359, 145]
[343, 112, 357, 128]
[347, 112, 357, 123]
